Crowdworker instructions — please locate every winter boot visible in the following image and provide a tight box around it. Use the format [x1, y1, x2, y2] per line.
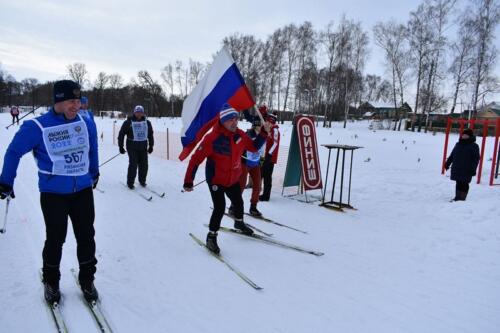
[249, 204, 262, 217]
[206, 231, 220, 254]
[457, 190, 468, 201]
[43, 281, 60, 304]
[80, 280, 99, 302]
[140, 182, 147, 187]
[127, 183, 135, 189]
[234, 219, 254, 235]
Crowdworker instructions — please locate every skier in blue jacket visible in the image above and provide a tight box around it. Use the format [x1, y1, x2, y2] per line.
[0, 80, 100, 304]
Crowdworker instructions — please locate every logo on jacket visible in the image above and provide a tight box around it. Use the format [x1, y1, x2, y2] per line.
[74, 126, 82, 133]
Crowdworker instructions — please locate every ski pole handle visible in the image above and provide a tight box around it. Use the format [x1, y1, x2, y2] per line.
[181, 179, 206, 192]
[99, 153, 121, 167]
[0, 197, 11, 234]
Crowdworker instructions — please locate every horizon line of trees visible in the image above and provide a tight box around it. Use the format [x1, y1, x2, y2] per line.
[1, 0, 498, 127]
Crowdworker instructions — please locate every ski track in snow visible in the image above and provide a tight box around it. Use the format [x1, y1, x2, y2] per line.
[0, 112, 499, 332]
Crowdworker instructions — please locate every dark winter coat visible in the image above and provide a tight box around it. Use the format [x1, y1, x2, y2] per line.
[445, 135, 480, 183]
[118, 116, 154, 151]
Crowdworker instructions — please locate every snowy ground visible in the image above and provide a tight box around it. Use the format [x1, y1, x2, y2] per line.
[0, 112, 499, 333]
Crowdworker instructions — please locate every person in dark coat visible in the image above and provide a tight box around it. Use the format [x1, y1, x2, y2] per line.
[118, 105, 154, 189]
[445, 128, 480, 201]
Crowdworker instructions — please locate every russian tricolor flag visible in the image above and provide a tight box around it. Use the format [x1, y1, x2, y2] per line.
[178, 47, 255, 161]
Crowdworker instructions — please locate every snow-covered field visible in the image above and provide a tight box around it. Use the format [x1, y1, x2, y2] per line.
[0, 112, 499, 333]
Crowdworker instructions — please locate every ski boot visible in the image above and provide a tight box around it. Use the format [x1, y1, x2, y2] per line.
[249, 204, 262, 217]
[206, 231, 220, 254]
[44, 281, 61, 304]
[127, 183, 135, 189]
[80, 280, 99, 302]
[234, 219, 254, 235]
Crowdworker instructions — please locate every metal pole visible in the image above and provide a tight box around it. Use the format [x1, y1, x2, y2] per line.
[322, 148, 332, 204]
[348, 149, 354, 206]
[0, 197, 11, 234]
[331, 149, 340, 203]
[339, 149, 346, 208]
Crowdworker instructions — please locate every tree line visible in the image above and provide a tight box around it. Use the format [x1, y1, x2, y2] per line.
[1, 0, 498, 126]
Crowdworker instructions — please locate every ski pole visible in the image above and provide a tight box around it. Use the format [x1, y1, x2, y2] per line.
[0, 197, 11, 234]
[182, 179, 206, 192]
[5, 106, 41, 130]
[99, 153, 121, 167]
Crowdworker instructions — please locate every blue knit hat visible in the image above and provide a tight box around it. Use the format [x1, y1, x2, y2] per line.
[134, 105, 145, 113]
[219, 104, 238, 123]
[80, 96, 88, 104]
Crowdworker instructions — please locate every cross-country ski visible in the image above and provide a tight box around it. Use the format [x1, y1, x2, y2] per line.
[189, 233, 263, 290]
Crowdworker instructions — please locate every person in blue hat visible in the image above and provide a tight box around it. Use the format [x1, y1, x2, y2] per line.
[118, 105, 154, 188]
[79, 96, 94, 121]
[0, 80, 100, 304]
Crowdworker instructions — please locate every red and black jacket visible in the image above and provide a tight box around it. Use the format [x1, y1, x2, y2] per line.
[265, 124, 280, 164]
[184, 122, 267, 187]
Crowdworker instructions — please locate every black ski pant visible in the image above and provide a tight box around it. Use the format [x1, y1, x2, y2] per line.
[127, 146, 148, 185]
[12, 115, 19, 125]
[41, 187, 97, 284]
[455, 181, 469, 200]
[208, 182, 244, 232]
[260, 158, 275, 200]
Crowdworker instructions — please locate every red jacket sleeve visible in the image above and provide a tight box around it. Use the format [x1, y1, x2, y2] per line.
[184, 135, 213, 185]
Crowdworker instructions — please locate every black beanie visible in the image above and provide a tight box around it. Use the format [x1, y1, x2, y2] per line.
[53, 80, 81, 103]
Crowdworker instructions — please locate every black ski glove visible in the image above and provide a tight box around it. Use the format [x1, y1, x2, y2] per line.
[0, 183, 15, 199]
[183, 182, 193, 192]
[148, 146, 153, 154]
[119, 147, 126, 154]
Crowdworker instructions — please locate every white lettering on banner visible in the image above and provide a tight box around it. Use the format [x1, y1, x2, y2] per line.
[132, 121, 148, 141]
[297, 116, 322, 190]
[41, 116, 90, 176]
[308, 169, 317, 180]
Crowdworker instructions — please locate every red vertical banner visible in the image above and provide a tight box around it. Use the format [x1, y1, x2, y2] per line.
[296, 116, 322, 191]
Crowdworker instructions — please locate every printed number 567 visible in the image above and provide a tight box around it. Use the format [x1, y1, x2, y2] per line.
[64, 151, 84, 163]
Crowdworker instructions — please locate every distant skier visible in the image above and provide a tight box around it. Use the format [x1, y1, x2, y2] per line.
[183, 104, 270, 254]
[239, 118, 265, 217]
[259, 106, 280, 201]
[10, 105, 20, 125]
[118, 105, 154, 189]
[445, 128, 480, 201]
[0, 80, 100, 304]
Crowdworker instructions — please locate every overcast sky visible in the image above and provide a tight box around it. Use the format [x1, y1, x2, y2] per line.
[1, 0, 499, 102]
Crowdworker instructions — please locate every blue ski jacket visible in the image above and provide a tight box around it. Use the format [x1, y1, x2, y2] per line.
[0, 108, 99, 194]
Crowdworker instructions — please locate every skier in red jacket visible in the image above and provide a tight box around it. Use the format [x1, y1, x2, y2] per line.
[183, 104, 270, 254]
[260, 111, 280, 201]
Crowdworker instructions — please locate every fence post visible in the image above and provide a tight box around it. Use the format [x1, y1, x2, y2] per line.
[477, 119, 488, 184]
[490, 119, 500, 185]
[167, 128, 170, 160]
[442, 117, 453, 174]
